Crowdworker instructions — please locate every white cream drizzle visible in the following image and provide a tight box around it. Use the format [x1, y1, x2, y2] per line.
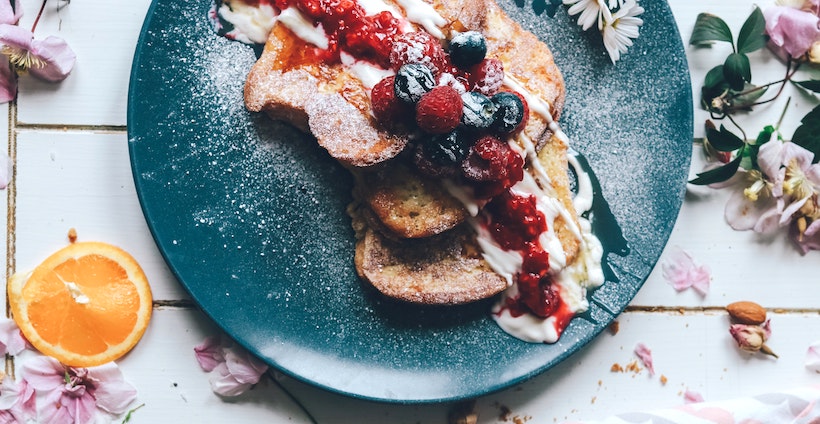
[340, 52, 394, 89]
[394, 0, 446, 38]
[278, 7, 330, 49]
[219, 1, 279, 44]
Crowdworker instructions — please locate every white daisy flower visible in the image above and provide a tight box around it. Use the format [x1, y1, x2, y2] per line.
[563, 0, 606, 31]
[600, 0, 644, 63]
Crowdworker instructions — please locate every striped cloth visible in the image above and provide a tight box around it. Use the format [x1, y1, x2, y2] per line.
[563, 386, 820, 424]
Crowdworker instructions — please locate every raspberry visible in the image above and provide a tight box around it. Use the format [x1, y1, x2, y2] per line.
[469, 58, 504, 96]
[461, 136, 524, 198]
[516, 272, 560, 318]
[415, 86, 463, 134]
[389, 31, 446, 74]
[461, 136, 513, 181]
[371, 76, 410, 125]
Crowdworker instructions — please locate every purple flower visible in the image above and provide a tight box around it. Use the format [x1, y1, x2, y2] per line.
[0, 0, 76, 103]
[194, 336, 269, 397]
[0, 317, 28, 356]
[0, 378, 36, 423]
[764, 5, 820, 60]
[21, 356, 138, 424]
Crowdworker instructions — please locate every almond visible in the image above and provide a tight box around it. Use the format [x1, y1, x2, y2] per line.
[726, 301, 767, 325]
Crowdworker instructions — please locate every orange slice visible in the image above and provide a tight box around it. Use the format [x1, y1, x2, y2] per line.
[8, 241, 153, 367]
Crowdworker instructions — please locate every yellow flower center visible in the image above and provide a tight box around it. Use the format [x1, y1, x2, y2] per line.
[783, 159, 816, 200]
[743, 171, 767, 201]
[1, 46, 46, 72]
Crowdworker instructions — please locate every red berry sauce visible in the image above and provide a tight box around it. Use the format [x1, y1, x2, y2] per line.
[273, 0, 405, 68]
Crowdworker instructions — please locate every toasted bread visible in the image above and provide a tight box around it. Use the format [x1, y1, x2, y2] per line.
[244, 0, 579, 305]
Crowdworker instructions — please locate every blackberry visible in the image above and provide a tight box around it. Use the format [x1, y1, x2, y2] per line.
[460, 91, 496, 130]
[423, 129, 471, 166]
[449, 31, 487, 69]
[394, 63, 435, 103]
[491, 91, 525, 134]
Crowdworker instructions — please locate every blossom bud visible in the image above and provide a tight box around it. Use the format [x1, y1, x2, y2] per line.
[729, 324, 778, 357]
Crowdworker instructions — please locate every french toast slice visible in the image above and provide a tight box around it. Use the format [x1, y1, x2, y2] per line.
[244, 0, 581, 304]
[245, 24, 412, 168]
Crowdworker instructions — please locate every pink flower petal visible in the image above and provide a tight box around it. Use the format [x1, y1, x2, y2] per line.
[194, 336, 225, 372]
[684, 389, 704, 404]
[37, 388, 71, 424]
[0, 318, 27, 356]
[724, 188, 781, 233]
[806, 341, 820, 373]
[223, 346, 268, 385]
[633, 343, 655, 376]
[0, 0, 21, 26]
[208, 362, 254, 397]
[61, 387, 97, 424]
[19, 356, 66, 391]
[28, 35, 76, 82]
[764, 6, 820, 58]
[86, 363, 138, 415]
[0, 23, 32, 51]
[661, 246, 710, 295]
[0, 56, 15, 105]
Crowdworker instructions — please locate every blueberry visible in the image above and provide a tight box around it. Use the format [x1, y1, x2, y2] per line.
[449, 31, 487, 69]
[394, 63, 435, 103]
[423, 129, 471, 166]
[461, 91, 496, 130]
[491, 92, 525, 134]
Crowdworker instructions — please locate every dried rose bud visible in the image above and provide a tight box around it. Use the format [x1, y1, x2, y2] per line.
[729, 323, 778, 358]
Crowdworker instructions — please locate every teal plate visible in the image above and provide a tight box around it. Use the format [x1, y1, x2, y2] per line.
[128, 0, 692, 403]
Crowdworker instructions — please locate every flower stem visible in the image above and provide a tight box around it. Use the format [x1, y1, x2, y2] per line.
[743, 59, 801, 109]
[31, 0, 49, 34]
[775, 97, 791, 131]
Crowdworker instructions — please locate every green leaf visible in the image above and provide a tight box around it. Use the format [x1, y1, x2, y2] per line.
[731, 83, 768, 109]
[794, 79, 820, 94]
[723, 53, 751, 91]
[792, 104, 820, 163]
[706, 124, 745, 151]
[737, 7, 768, 54]
[689, 155, 742, 185]
[690, 13, 734, 47]
[703, 65, 726, 90]
[755, 125, 776, 146]
[701, 66, 729, 112]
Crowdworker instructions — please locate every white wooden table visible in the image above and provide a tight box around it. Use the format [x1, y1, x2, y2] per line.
[5, 0, 818, 422]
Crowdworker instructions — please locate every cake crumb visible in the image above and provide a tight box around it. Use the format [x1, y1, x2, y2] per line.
[610, 363, 623, 372]
[591, 396, 596, 404]
[660, 374, 668, 385]
[625, 359, 642, 373]
[68, 228, 78, 243]
[448, 400, 477, 424]
[608, 320, 620, 335]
